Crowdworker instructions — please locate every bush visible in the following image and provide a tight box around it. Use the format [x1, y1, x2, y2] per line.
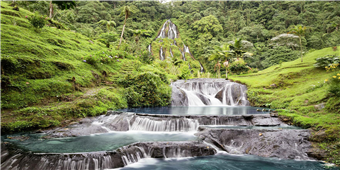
[27, 13, 46, 30]
[314, 55, 340, 68]
[139, 50, 154, 64]
[229, 59, 250, 75]
[329, 72, 340, 97]
[119, 72, 171, 107]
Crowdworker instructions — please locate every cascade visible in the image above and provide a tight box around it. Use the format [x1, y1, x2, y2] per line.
[159, 47, 165, 60]
[148, 44, 151, 53]
[130, 116, 199, 131]
[170, 48, 174, 58]
[171, 79, 250, 106]
[199, 62, 205, 73]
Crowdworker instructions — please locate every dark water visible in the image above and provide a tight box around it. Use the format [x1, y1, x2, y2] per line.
[118, 154, 338, 170]
[118, 106, 270, 115]
[1, 131, 196, 153]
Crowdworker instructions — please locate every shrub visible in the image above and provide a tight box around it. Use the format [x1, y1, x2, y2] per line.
[229, 59, 250, 75]
[119, 72, 171, 107]
[139, 50, 154, 64]
[329, 72, 340, 97]
[27, 13, 46, 30]
[314, 55, 339, 68]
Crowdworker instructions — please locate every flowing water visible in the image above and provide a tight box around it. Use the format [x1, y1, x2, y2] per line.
[2, 78, 337, 170]
[118, 154, 336, 170]
[119, 106, 270, 115]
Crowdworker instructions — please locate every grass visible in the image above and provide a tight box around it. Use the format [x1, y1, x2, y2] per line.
[0, 2, 172, 133]
[230, 47, 340, 165]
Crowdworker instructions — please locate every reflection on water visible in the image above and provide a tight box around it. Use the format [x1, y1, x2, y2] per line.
[1, 131, 197, 153]
[118, 153, 338, 170]
[119, 106, 270, 115]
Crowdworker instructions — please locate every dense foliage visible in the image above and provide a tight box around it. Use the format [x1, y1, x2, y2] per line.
[15, 1, 340, 74]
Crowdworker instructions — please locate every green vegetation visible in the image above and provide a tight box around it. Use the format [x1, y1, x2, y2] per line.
[230, 47, 340, 165]
[1, 1, 340, 166]
[0, 2, 172, 133]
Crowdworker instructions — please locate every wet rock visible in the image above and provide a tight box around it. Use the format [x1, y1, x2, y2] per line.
[171, 87, 188, 106]
[270, 112, 279, 117]
[197, 129, 312, 160]
[1, 141, 215, 170]
[307, 148, 327, 160]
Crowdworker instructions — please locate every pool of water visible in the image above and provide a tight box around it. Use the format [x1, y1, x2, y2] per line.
[201, 125, 302, 130]
[118, 106, 270, 115]
[118, 153, 338, 170]
[1, 131, 197, 153]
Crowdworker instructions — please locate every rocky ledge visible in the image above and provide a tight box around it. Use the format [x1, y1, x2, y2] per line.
[1, 141, 215, 170]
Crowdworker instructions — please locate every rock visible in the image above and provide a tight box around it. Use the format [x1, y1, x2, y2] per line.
[307, 148, 327, 160]
[310, 130, 327, 142]
[197, 129, 312, 160]
[314, 103, 325, 110]
[35, 130, 44, 133]
[79, 118, 91, 124]
[270, 112, 278, 117]
[270, 84, 277, 88]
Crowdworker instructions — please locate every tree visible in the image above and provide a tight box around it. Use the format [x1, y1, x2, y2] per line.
[118, 6, 132, 50]
[228, 38, 248, 60]
[209, 44, 230, 79]
[49, 1, 75, 19]
[98, 20, 116, 33]
[289, 25, 307, 62]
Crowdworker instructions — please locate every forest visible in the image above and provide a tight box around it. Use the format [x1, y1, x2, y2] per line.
[1, 0, 340, 169]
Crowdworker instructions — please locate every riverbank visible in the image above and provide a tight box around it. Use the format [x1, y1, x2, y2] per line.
[230, 47, 340, 165]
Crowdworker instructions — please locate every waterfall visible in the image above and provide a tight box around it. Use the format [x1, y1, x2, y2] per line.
[171, 79, 250, 106]
[170, 47, 174, 58]
[148, 44, 151, 53]
[160, 47, 165, 60]
[167, 21, 178, 39]
[157, 20, 168, 39]
[199, 62, 205, 73]
[130, 116, 199, 131]
[180, 48, 186, 61]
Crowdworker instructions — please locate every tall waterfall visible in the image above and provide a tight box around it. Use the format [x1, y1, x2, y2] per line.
[160, 47, 165, 60]
[156, 20, 178, 40]
[171, 79, 250, 106]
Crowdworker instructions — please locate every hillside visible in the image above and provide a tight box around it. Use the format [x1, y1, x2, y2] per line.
[0, 2, 172, 133]
[230, 47, 340, 165]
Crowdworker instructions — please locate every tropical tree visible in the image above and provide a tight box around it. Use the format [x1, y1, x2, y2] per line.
[228, 38, 246, 60]
[98, 20, 116, 33]
[289, 25, 307, 62]
[209, 44, 230, 79]
[118, 6, 132, 50]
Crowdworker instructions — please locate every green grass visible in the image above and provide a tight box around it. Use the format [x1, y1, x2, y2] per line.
[0, 2, 172, 133]
[230, 47, 340, 165]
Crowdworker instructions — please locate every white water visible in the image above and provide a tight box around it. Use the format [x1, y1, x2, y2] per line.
[148, 44, 151, 53]
[160, 47, 164, 60]
[170, 48, 174, 58]
[130, 116, 199, 131]
[172, 80, 250, 106]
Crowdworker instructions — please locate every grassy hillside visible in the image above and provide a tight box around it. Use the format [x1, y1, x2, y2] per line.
[230, 47, 340, 165]
[0, 2, 171, 133]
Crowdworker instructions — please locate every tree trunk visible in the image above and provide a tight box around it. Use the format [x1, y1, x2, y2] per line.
[217, 68, 221, 78]
[1, 64, 5, 75]
[299, 37, 303, 62]
[118, 18, 127, 50]
[225, 70, 228, 79]
[49, 1, 53, 18]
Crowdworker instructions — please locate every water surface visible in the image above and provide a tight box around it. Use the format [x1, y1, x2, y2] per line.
[118, 153, 338, 170]
[119, 106, 270, 115]
[1, 131, 197, 153]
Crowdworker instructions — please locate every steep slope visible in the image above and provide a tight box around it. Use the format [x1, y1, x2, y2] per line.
[0, 2, 171, 133]
[230, 47, 340, 165]
[148, 19, 204, 77]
